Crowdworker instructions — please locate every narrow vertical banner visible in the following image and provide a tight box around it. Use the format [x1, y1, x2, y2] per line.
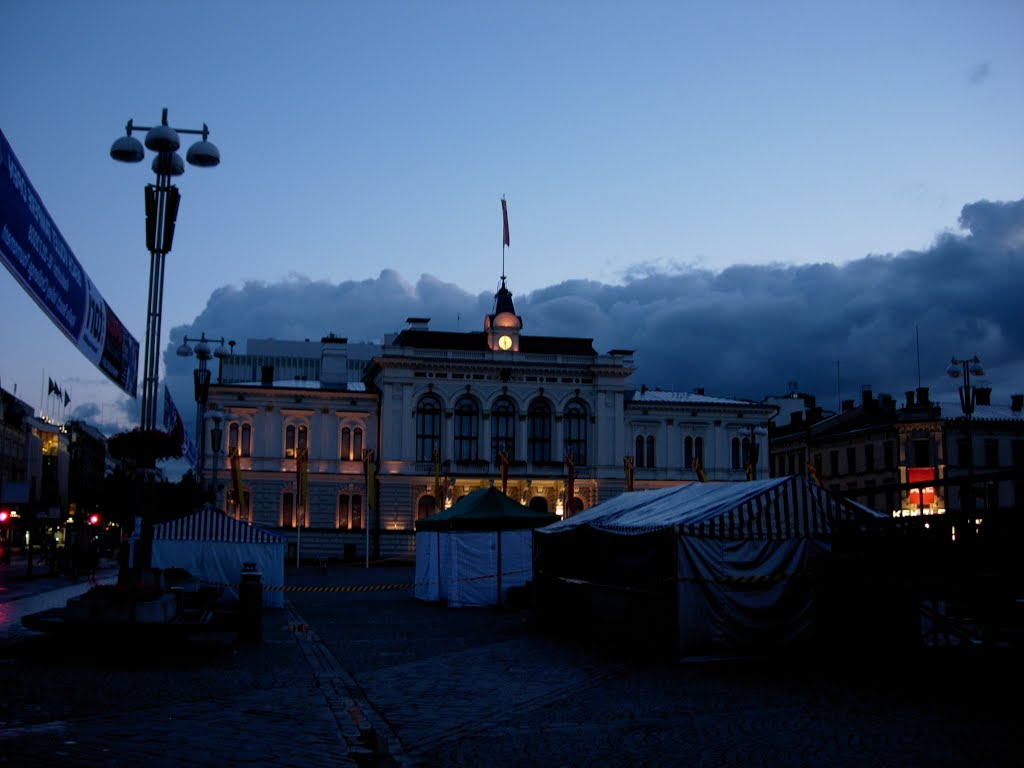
[694, 456, 708, 483]
[230, 446, 244, 517]
[501, 196, 510, 247]
[433, 448, 442, 509]
[163, 386, 197, 468]
[363, 449, 376, 568]
[297, 447, 309, 511]
[565, 450, 575, 516]
[806, 461, 822, 487]
[498, 450, 509, 495]
[623, 455, 634, 491]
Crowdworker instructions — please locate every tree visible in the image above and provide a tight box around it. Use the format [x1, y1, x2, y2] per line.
[107, 428, 182, 469]
[106, 428, 182, 573]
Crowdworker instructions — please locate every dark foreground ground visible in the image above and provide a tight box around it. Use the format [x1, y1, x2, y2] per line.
[1, 560, 1020, 767]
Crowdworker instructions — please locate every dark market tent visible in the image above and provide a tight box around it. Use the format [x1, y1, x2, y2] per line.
[415, 487, 557, 607]
[533, 476, 890, 654]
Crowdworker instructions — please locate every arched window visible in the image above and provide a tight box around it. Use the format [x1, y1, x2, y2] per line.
[635, 435, 645, 467]
[491, 397, 516, 463]
[351, 495, 363, 530]
[418, 494, 437, 520]
[241, 423, 251, 457]
[341, 428, 351, 460]
[353, 427, 363, 458]
[229, 423, 239, 453]
[281, 492, 295, 527]
[684, 436, 693, 469]
[695, 436, 704, 464]
[742, 437, 751, 467]
[646, 435, 656, 469]
[454, 397, 479, 461]
[732, 437, 741, 469]
[336, 494, 364, 529]
[528, 400, 552, 463]
[564, 401, 587, 464]
[529, 496, 549, 513]
[416, 396, 443, 462]
[285, 424, 307, 459]
[337, 494, 350, 528]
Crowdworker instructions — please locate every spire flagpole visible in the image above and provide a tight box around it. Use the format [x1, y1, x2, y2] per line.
[501, 196, 509, 280]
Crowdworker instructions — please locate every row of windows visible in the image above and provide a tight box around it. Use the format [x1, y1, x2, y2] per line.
[417, 396, 588, 464]
[279, 491, 365, 529]
[225, 422, 366, 461]
[634, 436, 754, 471]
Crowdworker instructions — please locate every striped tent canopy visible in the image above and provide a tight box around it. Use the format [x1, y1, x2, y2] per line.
[536, 476, 887, 539]
[153, 506, 284, 544]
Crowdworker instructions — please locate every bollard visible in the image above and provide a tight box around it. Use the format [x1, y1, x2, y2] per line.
[238, 562, 263, 643]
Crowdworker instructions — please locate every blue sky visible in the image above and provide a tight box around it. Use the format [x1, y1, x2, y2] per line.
[2, 1, 1023, 434]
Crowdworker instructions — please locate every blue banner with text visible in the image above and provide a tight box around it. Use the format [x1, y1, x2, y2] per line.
[0, 127, 138, 397]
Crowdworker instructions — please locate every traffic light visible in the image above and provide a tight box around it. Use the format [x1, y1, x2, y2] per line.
[88, 513, 100, 526]
[0, 509, 9, 523]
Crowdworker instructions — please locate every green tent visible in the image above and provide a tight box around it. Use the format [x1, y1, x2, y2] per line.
[414, 487, 557, 605]
[416, 487, 557, 532]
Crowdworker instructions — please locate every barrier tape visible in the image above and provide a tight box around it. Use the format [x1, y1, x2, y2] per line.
[200, 567, 532, 593]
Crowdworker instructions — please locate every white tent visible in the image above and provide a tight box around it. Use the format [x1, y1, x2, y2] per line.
[534, 476, 890, 654]
[147, 507, 286, 607]
[414, 487, 557, 607]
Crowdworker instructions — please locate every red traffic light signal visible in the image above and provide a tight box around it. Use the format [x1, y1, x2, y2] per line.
[88, 513, 100, 526]
[0, 509, 9, 523]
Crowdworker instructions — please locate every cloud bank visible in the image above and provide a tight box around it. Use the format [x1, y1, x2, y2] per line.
[156, 197, 1024, 430]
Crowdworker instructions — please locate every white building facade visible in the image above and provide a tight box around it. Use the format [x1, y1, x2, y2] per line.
[205, 281, 775, 560]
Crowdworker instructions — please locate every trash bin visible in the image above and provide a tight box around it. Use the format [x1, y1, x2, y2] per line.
[238, 562, 262, 643]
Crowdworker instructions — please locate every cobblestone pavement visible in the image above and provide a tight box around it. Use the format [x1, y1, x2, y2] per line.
[1, 560, 1020, 767]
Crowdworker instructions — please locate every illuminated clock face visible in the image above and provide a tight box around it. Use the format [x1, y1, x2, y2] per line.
[498, 334, 512, 350]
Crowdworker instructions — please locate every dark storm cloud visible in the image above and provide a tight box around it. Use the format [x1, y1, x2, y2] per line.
[165, 197, 1024, 422]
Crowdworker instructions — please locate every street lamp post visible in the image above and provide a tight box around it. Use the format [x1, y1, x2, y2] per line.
[946, 355, 985, 538]
[209, 411, 224, 508]
[177, 334, 231, 493]
[110, 108, 220, 431]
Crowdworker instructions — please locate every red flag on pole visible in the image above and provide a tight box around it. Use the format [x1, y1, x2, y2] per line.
[501, 197, 510, 247]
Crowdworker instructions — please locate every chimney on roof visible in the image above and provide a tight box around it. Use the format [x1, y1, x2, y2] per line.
[842, 399, 855, 412]
[790, 411, 804, 427]
[261, 365, 274, 387]
[1012, 394, 1024, 412]
[693, 387, 704, 395]
[905, 390, 915, 408]
[916, 386, 930, 407]
[640, 384, 648, 394]
[974, 387, 991, 407]
[320, 336, 349, 387]
[808, 406, 823, 423]
[861, 386, 874, 409]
